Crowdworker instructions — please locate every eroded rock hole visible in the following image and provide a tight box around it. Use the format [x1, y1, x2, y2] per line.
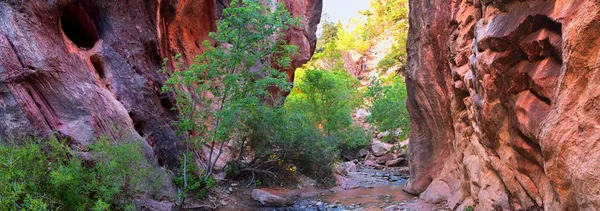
[128, 112, 145, 137]
[159, 94, 175, 112]
[90, 55, 105, 79]
[61, 4, 99, 49]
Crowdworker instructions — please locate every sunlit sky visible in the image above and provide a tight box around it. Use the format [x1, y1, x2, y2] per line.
[319, 0, 370, 34]
[322, 0, 370, 23]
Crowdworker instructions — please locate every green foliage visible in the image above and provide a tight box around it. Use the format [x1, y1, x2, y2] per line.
[161, 0, 299, 183]
[287, 69, 362, 136]
[359, 0, 409, 40]
[335, 24, 370, 54]
[377, 40, 406, 71]
[278, 69, 368, 182]
[262, 108, 342, 184]
[367, 73, 410, 142]
[307, 35, 346, 72]
[0, 136, 159, 210]
[464, 205, 475, 211]
[316, 17, 339, 53]
[173, 153, 216, 199]
[355, 0, 409, 71]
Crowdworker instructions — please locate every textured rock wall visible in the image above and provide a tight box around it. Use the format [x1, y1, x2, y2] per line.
[406, 0, 600, 210]
[0, 0, 321, 170]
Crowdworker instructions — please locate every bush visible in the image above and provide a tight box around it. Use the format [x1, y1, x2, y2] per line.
[286, 69, 362, 136]
[0, 136, 161, 210]
[367, 73, 410, 142]
[270, 69, 368, 184]
[173, 152, 216, 200]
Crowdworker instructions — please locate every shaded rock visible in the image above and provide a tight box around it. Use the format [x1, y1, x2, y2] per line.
[371, 142, 389, 157]
[385, 157, 407, 167]
[341, 150, 358, 161]
[251, 189, 290, 207]
[335, 161, 357, 175]
[376, 154, 396, 164]
[366, 151, 378, 161]
[135, 198, 174, 211]
[334, 174, 360, 190]
[358, 148, 369, 158]
[343, 161, 357, 173]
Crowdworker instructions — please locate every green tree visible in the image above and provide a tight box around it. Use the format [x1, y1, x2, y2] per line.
[286, 69, 367, 148]
[367, 73, 410, 142]
[316, 16, 338, 53]
[287, 69, 360, 135]
[161, 0, 299, 197]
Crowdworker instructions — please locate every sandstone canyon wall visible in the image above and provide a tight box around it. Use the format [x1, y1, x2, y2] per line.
[406, 0, 600, 210]
[0, 0, 321, 171]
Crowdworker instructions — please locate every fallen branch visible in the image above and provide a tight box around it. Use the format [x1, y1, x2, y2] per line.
[240, 167, 277, 178]
[185, 201, 218, 210]
[247, 171, 256, 188]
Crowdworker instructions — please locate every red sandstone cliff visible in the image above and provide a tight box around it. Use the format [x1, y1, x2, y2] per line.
[406, 0, 600, 210]
[0, 0, 321, 170]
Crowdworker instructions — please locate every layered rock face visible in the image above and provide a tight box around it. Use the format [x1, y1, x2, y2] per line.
[0, 0, 321, 170]
[406, 0, 600, 210]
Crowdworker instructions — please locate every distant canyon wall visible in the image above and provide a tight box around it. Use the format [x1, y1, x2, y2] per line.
[406, 0, 600, 210]
[0, 0, 321, 170]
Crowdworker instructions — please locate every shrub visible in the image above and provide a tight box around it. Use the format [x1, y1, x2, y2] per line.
[173, 152, 216, 200]
[367, 73, 410, 142]
[286, 69, 362, 136]
[0, 136, 160, 210]
[276, 69, 368, 183]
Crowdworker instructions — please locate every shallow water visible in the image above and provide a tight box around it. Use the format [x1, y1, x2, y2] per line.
[323, 185, 414, 208]
[272, 167, 415, 211]
[218, 166, 414, 211]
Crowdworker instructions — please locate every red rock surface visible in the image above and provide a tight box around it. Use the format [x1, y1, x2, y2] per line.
[406, 0, 600, 210]
[0, 0, 321, 171]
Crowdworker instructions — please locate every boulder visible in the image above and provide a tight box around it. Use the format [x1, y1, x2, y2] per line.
[366, 151, 378, 161]
[334, 161, 357, 175]
[343, 161, 357, 173]
[385, 157, 407, 167]
[358, 148, 369, 158]
[334, 174, 360, 190]
[251, 189, 290, 207]
[371, 142, 389, 157]
[135, 198, 175, 211]
[376, 154, 396, 164]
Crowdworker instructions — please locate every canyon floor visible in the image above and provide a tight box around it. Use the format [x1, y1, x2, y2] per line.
[214, 159, 443, 211]
[197, 108, 444, 211]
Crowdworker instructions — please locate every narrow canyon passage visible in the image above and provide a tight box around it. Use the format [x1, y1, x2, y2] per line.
[3, 0, 600, 210]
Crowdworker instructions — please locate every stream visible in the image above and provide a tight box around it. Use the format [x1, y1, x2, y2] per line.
[270, 166, 415, 211]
